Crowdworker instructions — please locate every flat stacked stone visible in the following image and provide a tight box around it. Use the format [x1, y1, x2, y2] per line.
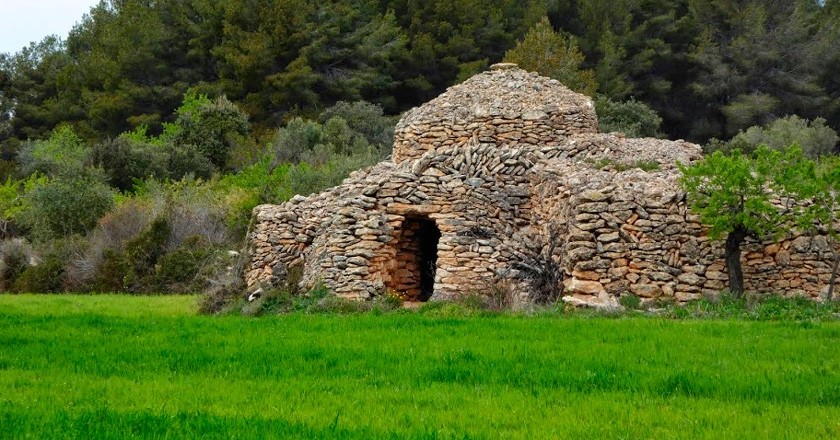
[244, 63, 839, 307]
[392, 63, 598, 163]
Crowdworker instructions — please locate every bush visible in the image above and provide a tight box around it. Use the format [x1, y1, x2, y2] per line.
[17, 125, 88, 177]
[90, 137, 215, 191]
[152, 237, 214, 293]
[0, 174, 47, 238]
[270, 150, 380, 201]
[270, 117, 324, 164]
[11, 255, 64, 293]
[173, 94, 250, 169]
[65, 199, 157, 290]
[0, 238, 34, 290]
[198, 251, 247, 314]
[167, 143, 216, 180]
[144, 178, 230, 249]
[122, 217, 170, 290]
[270, 114, 390, 167]
[318, 101, 396, 150]
[92, 249, 131, 293]
[16, 171, 115, 241]
[714, 115, 839, 158]
[89, 137, 169, 191]
[595, 97, 664, 138]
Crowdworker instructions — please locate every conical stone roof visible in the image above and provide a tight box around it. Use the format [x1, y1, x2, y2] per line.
[392, 63, 599, 163]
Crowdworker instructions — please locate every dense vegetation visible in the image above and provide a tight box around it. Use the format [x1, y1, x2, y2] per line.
[1, 295, 839, 439]
[3, 0, 840, 148]
[0, 0, 839, 296]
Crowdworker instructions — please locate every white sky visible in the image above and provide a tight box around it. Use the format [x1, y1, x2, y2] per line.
[0, 0, 100, 55]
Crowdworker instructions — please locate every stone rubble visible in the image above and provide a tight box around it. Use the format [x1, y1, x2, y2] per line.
[245, 64, 838, 306]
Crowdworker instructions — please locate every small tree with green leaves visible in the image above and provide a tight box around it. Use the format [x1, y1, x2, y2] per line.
[796, 156, 840, 300]
[678, 146, 810, 297]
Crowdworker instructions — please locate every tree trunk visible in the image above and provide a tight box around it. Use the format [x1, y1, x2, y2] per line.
[827, 251, 840, 302]
[724, 226, 748, 298]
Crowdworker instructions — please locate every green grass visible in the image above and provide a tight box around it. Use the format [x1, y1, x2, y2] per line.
[1, 295, 839, 439]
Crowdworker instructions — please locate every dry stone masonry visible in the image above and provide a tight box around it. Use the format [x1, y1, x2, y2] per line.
[246, 64, 838, 307]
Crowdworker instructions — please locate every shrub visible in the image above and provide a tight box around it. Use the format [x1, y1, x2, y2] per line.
[11, 254, 64, 293]
[318, 101, 396, 150]
[16, 171, 115, 241]
[152, 237, 214, 293]
[173, 94, 250, 169]
[65, 199, 156, 289]
[17, 125, 88, 177]
[0, 238, 33, 290]
[89, 137, 169, 191]
[92, 249, 131, 293]
[270, 114, 390, 168]
[0, 174, 47, 238]
[146, 178, 229, 250]
[198, 251, 247, 314]
[90, 137, 215, 191]
[271, 150, 380, 201]
[595, 97, 664, 138]
[121, 217, 170, 292]
[716, 115, 839, 158]
[270, 117, 324, 164]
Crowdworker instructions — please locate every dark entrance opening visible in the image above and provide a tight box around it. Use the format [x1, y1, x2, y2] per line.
[414, 218, 441, 301]
[392, 216, 441, 302]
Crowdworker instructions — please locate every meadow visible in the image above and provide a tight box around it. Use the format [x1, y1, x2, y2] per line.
[1, 295, 839, 439]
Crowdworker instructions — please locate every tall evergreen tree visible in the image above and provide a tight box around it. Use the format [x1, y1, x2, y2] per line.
[504, 17, 597, 96]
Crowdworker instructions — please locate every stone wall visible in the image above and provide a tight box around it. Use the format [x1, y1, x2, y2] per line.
[245, 64, 838, 306]
[534, 160, 839, 307]
[248, 142, 539, 300]
[392, 63, 598, 163]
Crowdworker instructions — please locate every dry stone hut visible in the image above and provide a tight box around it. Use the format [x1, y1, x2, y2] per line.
[245, 63, 839, 307]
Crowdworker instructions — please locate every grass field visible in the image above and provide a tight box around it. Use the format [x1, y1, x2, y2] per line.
[1, 295, 839, 439]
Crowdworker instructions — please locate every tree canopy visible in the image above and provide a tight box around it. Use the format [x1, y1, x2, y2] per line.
[1, 0, 839, 153]
[678, 147, 814, 296]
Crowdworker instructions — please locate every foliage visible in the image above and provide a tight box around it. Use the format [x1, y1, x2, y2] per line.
[678, 146, 812, 296]
[151, 236, 214, 293]
[144, 178, 230, 249]
[792, 155, 840, 299]
[172, 94, 250, 169]
[17, 126, 88, 177]
[504, 17, 597, 96]
[0, 173, 47, 237]
[269, 114, 387, 167]
[318, 101, 397, 150]
[10, 255, 65, 293]
[270, 117, 324, 164]
[16, 171, 115, 241]
[723, 115, 840, 159]
[3, 0, 840, 148]
[273, 151, 380, 200]
[679, 147, 805, 242]
[89, 137, 170, 191]
[0, 238, 33, 290]
[595, 97, 664, 138]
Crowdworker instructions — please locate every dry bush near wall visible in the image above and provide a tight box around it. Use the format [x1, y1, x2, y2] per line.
[146, 181, 229, 250]
[66, 199, 157, 286]
[0, 238, 35, 290]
